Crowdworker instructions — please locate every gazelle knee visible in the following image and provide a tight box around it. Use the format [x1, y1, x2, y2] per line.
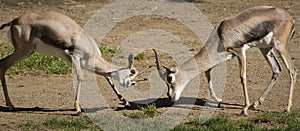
[290, 67, 297, 79]
[272, 71, 281, 80]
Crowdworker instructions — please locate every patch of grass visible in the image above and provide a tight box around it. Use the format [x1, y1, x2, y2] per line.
[174, 116, 257, 131]
[170, 64, 177, 67]
[140, 104, 160, 118]
[99, 45, 125, 58]
[99, 45, 117, 54]
[127, 104, 160, 119]
[19, 117, 101, 130]
[173, 111, 300, 131]
[16, 110, 300, 130]
[128, 111, 146, 119]
[253, 111, 300, 130]
[134, 53, 145, 61]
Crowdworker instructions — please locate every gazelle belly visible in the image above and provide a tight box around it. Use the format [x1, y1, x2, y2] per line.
[33, 38, 71, 64]
[247, 32, 274, 48]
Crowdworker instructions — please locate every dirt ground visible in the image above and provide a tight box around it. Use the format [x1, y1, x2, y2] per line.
[0, 0, 300, 129]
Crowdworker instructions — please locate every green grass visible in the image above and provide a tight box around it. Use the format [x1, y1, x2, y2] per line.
[173, 111, 300, 131]
[99, 45, 125, 58]
[253, 111, 300, 130]
[19, 117, 101, 130]
[127, 104, 161, 119]
[134, 53, 145, 61]
[173, 116, 258, 131]
[14, 110, 300, 130]
[99, 44, 117, 54]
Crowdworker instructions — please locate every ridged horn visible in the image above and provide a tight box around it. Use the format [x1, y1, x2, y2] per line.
[152, 48, 166, 78]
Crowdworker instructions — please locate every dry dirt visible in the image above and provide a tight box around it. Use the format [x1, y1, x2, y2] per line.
[0, 0, 300, 130]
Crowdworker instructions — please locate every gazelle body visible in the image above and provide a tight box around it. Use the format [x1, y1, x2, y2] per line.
[154, 6, 296, 115]
[0, 12, 139, 115]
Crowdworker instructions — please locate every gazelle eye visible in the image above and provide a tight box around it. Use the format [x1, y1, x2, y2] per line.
[166, 74, 176, 84]
[167, 76, 173, 84]
[130, 69, 136, 74]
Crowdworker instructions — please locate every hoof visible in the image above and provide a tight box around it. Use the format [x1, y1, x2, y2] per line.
[240, 111, 248, 116]
[249, 104, 256, 110]
[124, 104, 133, 109]
[249, 101, 259, 110]
[284, 109, 290, 113]
[9, 108, 16, 112]
[124, 102, 131, 107]
[72, 112, 82, 116]
[217, 102, 222, 108]
[8, 106, 16, 112]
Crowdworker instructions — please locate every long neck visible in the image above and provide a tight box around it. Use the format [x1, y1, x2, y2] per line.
[93, 56, 127, 76]
[82, 33, 127, 76]
[180, 29, 231, 75]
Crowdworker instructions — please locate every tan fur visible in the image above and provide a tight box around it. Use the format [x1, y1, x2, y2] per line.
[155, 6, 296, 116]
[0, 12, 139, 115]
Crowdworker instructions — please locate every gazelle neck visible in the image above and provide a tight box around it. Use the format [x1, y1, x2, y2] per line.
[180, 29, 232, 75]
[77, 34, 128, 76]
[94, 56, 128, 76]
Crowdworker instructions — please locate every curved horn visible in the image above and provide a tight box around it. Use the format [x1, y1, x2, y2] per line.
[152, 48, 167, 78]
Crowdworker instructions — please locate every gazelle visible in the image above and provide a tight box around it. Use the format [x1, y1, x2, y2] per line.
[154, 6, 296, 116]
[0, 12, 142, 115]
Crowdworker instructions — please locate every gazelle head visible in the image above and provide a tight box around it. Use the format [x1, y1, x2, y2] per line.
[111, 54, 138, 88]
[152, 49, 188, 102]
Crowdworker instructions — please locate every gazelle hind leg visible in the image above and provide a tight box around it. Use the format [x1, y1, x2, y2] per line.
[70, 55, 84, 115]
[0, 26, 34, 111]
[274, 39, 297, 112]
[237, 47, 250, 116]
[0, 47, 34, 111]
[251, 48, 282, 109]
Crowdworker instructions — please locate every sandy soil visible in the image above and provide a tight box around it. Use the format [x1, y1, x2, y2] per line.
[0, 0, 299, 129]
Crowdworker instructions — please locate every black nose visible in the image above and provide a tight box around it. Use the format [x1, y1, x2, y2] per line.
[130, 69, 136, 74]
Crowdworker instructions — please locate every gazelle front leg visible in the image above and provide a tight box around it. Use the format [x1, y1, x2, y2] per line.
[237, 47, 250, 116]
[205, 69, 222, 107]
[104, 76, 130, 106]
[274, 39, 297, 112]
[251, 48, 282, 109]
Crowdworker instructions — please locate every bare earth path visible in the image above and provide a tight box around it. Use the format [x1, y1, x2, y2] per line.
[0, 0, 299, 129]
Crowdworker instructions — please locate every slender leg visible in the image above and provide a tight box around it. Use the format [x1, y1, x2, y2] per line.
[0, 49, 34, 111]
[205, 69, 222, 107]
[251, 48, 282, 109]
[0, 27, 34, 111]
[70, 55, 83, 115]
[104, 76, 130, 106]
[237, 48, 250, 116]
[274, 39, 297, 112]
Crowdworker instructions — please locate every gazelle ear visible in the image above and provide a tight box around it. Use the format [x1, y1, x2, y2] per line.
[128, 54, 134, 69]
[164, 66, 177, 74]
